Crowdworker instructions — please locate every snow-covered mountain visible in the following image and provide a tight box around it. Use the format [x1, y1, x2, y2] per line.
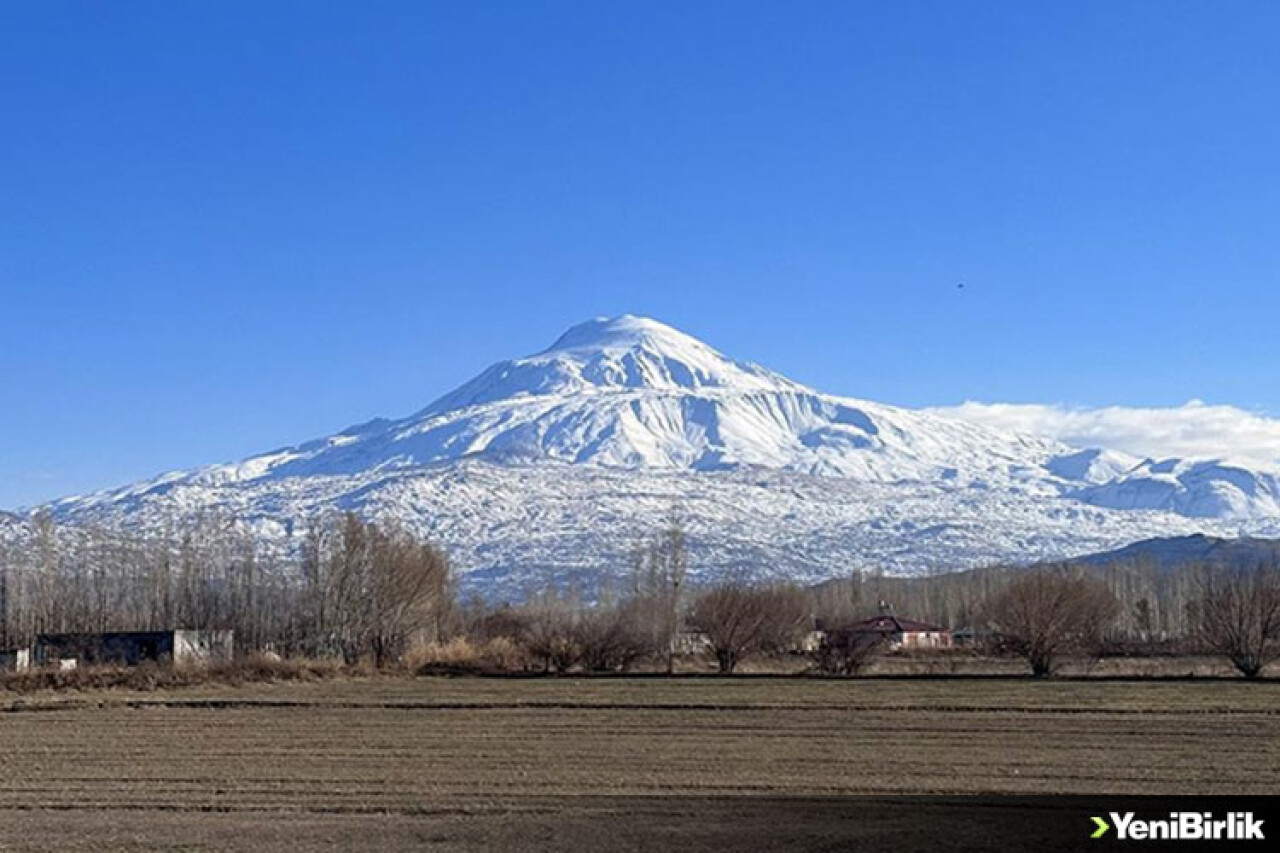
[30, 315, 1280, 596]
[1071, 458, 1280, 519]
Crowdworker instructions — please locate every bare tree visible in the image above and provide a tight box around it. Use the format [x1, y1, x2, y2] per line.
[296, 513, 451, 665]
[625, 512, 689, 673]
[365, 521, 452, 667]
[661, 515, 688, 674]
[984, 567, 1118, 677]
[690, 583, 809, 673]
[1192, 559, 1280, 678]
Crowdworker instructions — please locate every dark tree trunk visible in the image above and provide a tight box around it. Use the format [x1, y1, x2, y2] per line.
[716, 649, 737, 674]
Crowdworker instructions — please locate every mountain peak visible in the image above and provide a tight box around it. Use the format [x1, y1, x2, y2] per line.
[543, 315, 707, 355]
[424, 315, 802, 413]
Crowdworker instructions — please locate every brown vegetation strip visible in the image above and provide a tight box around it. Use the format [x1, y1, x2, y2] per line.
[5, 695, 1280, 716]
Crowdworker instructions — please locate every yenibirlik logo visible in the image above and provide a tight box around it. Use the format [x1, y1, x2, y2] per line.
[1091, 812, 1265, 842]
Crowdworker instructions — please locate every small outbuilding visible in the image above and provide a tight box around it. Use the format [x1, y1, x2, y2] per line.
[33, 630, 234, 668]
[0, 647, 31, 672]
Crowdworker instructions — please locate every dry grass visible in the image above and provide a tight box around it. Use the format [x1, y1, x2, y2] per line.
[405, 636, 530, 674]
[0, 654, 352, 694]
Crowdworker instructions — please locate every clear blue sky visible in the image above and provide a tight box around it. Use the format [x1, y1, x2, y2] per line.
[3, 2, 1278, 508]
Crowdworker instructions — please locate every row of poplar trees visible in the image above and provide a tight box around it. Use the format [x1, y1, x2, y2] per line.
[0, 511, 452, 664]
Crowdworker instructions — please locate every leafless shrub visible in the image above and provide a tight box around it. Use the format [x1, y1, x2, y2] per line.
[463, 603, 529, 643]
[518, 590, 583, 673]
[812, 630, 883, 676]
[574, 600, 652, 672]
[505, 580, 662, 674]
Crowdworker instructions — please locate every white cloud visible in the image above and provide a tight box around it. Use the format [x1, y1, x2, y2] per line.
[928, 400, 1280, 472]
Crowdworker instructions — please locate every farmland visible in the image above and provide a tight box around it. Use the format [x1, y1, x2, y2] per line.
[1, 677, 1278, 851]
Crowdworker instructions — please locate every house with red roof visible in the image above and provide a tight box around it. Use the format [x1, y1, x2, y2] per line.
[831, 602, 952, 650]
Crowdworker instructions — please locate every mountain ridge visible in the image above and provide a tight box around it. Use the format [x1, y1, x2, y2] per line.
[1066, 533, 1280, 571]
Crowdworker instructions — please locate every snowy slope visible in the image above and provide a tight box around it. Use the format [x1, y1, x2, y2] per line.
[1071, 458, 1280, 519]
[33, 315, 1280, 596]
[1045, 448, 1143, 484]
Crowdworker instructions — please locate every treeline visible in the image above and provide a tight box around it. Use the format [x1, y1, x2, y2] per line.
[1, 513, 1277, 678]
[471, 579, 811, 677]
[810, 559, 1210, 641]
[811, 556, 1280, 676]
[0, 512, 452, 665]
